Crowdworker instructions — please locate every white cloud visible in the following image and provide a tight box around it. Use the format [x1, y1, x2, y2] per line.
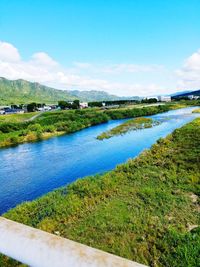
[73, 62, 163, 74]
[73, 62, 92, 69]
[176, 49, 200, 89]
[31, 52, 59, 68]
[0, 40, 171, 96]
[184, 49, 200, 71]
[0, 41, 21, 62]
[101, 64, 162, 74]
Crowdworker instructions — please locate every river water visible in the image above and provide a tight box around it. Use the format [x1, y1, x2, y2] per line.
[0, 106, 199, 214]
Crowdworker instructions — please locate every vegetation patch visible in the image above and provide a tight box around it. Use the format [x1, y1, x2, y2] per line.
[192, 108, 200, 113]
[0, 105, 173, 148]
[1, 118, 200, 267]
[97, 117, 159, 140]
[0, 112, 38, 123]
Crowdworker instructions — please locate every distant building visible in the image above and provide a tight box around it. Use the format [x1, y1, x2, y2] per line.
[37, 107, 44, 111]
[4, 108, 24, 114]
[80, 102, 88, 109]
[187, 95, 194, 100]
[44, 106, 52, 111]
[0, 106, 8, 115]
[37, 106, 52, 111]
[158, 96, 171, 102]
[49, 105, 58, 110]
[187, 95, 199, 100]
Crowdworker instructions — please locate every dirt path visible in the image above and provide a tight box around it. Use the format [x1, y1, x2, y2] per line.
[26, 112, 44, 121]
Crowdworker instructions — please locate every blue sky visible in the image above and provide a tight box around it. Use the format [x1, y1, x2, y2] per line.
[0, 0, 200, 96]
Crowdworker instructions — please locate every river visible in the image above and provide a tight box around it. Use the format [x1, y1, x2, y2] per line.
[0, 106, 199, 214]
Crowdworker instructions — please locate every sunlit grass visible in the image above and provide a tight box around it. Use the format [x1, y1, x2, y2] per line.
[192, 108, 200, 113]
[0, 112, 37, 123]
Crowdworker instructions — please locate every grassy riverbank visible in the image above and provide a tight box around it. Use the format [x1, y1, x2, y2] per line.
[1, 117, 200, 267]
[192, 108, 200, 113]
[0, 112, 38, 123]
[97, 117, 158, 140]
[0, 104, 173, 148]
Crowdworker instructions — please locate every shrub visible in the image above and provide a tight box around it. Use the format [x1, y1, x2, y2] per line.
[27, 123, 43, 132]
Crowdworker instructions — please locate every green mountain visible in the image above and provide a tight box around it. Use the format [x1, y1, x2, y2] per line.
[0, 77, 122, 105]
[67, 89, 121, 102]
[171, 89, 200, 99]
[0, 77, 74, 104]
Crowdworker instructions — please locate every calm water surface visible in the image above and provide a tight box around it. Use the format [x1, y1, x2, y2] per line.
[0, 106, 199, 214]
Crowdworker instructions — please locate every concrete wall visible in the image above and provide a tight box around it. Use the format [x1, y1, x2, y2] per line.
[0, 217, 148, 267]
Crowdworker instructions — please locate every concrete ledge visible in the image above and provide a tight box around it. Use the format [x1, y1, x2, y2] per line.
[0, 217, 148, 267]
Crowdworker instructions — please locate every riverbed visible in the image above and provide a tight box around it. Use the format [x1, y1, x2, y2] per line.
[0, 106, 199, 214]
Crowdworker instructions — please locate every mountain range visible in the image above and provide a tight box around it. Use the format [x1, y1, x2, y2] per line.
[0, 77, 131, 105]
[171, 89, 200, 99]
[170, 90, 193, 97]
[1, 77, 199, 105]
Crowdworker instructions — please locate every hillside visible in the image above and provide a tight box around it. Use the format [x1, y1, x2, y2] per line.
[67, 90, 121, 102]
[170, 90, 192, 97]
[0, 77, 75, 104]
[172, 89, 200, 99]
[0, 77, 121, 104]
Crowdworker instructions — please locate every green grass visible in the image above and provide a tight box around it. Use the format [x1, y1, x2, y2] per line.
[0, 131, 22, 143]
[1, 118, 200, 267]
[97, 117, 158, 140]
[0, 112, 37, 123]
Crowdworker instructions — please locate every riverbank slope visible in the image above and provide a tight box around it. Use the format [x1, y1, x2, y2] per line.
[0, 104, 172, 148]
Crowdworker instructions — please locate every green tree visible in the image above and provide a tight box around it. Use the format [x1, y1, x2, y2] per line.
[72, 100, 80, 109]
[27, 102, 37, 112]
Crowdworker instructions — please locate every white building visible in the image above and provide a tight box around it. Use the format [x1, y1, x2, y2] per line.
[44, 106, 52, 111]
[37, 106, 51, 111]
[80, 102, 88, 108]
[158, 96, 171, 102]
[187, 95, 194, 100]
[187, 95, 199, 100]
